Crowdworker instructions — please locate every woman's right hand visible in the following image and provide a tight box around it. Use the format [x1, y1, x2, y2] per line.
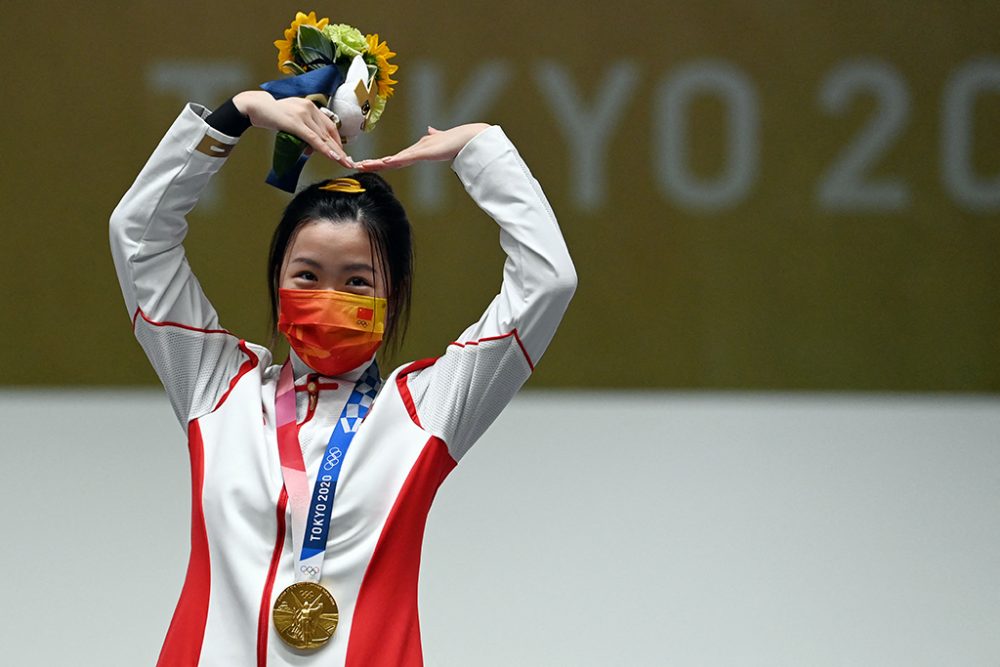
[232, 90, 354, 169]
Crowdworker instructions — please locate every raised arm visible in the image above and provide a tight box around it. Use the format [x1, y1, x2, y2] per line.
[109, 92, 353, 425]
[358, 125, 577, 461]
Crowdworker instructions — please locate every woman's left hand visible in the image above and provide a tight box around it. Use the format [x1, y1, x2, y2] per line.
[355, 123, 491, 171]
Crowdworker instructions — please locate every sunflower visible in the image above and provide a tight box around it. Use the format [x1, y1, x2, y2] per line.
[273, 11, 330, 73]
[364, 33, 398, 98]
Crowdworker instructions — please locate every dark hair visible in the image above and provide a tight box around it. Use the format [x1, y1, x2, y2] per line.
[267, 171, 413, 357]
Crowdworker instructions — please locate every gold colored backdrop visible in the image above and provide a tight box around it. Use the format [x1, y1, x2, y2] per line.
[1, 1, 998, 390]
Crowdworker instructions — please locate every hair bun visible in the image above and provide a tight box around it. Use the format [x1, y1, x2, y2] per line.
[350, 171, 395, 196]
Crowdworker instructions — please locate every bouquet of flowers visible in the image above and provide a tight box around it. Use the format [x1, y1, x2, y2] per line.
[261, 11, 398, 191]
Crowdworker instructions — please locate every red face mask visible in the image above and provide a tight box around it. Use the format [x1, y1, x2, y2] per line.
[278, 288, 387, 377]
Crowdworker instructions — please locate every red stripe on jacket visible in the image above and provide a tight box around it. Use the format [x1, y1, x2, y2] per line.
[156, 421, 211, 666]
[257, 486, 289, 667]
[345, 437, 457, 666]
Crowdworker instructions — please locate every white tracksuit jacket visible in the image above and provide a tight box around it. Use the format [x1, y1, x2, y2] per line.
[110, 102, 576, 667]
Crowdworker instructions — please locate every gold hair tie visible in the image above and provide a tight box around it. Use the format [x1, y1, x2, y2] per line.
[320, 178, 366, 194]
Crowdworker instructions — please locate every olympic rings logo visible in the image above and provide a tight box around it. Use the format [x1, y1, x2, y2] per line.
[300, 565, 320, 576]
[323, 447, 343, 471]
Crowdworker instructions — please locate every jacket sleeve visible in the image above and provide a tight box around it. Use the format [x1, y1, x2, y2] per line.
[403, 126, 577, 462]
[109, 102, 254, 427]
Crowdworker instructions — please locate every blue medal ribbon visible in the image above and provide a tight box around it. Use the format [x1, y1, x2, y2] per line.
[300, 362, 381, 561]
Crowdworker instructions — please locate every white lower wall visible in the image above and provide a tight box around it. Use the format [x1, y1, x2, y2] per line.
[0, 390, 997, 666]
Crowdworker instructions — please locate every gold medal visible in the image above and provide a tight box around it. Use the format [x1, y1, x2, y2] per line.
[273, 581, 339, 650]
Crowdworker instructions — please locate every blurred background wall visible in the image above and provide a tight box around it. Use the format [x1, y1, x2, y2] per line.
[0, 2, 998, 666]
[1, 391, 998, 666]
[1, 0, 997, 390]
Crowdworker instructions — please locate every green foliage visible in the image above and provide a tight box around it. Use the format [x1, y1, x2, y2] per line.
[296, 25, 334, 67]
[272, 131, 307, 176]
